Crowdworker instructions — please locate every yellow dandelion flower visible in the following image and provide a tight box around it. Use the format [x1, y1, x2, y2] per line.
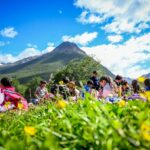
[59, 81, 64, 85]
[56, 100, 67, 109]
[24, 126, 36, 136]
[118, 100, 126, 107]
[18, 103, 23, 109]
[141, 123, 150, 141]
[140, 91, 150, 101]
[5, 102, 11, 109]
[137, 76, 146, 83]
[145, 91, 150, 101]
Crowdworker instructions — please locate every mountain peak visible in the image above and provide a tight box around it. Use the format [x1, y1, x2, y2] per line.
[53, 41, 86, 54]
[59, 41, 77, 47]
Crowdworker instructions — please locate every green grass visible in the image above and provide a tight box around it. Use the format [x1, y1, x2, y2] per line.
[0, 99, 150, 150]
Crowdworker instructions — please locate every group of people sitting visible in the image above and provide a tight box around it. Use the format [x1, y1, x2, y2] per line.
[33, 71, 150, 103]
[0, 71, 150, 112]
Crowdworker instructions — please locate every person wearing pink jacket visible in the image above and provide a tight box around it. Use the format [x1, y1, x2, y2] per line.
[0, 77, 28, 112]
[99, 76, 115, 98]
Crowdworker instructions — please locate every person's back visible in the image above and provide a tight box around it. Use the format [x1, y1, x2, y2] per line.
[0, 77, 28, 112]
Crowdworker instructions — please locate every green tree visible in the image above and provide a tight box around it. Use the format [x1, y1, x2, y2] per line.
[54, 56, 113, 84]
[12, 78, 27, 96]
[24, 77, 43, 101]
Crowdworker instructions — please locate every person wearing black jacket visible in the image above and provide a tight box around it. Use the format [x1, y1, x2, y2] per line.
[90, 71, 99, 91]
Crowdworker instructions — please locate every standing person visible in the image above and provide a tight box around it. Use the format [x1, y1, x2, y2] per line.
[131, 80, 140, 94]
[90, 71, 99, 90]
[0, 77, 28, 112]
[35, 80, 49, 101]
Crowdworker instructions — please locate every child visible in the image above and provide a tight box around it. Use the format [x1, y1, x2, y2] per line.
[99, 76, 115, 98]
[122, 80, 130, 96]
[0, 77, 28, 112]
[131, 80, 140, 94]
[35, 80, 49, 101]
[114, 75, 123, 87]
[84, 80, 93, 93]
[67, 81, 80, 101]
[0, 77, 15, 92]
[128, 80, 146, 101]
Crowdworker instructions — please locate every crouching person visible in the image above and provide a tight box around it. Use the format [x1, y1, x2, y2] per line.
[67, 81, 80, 101]
[0, 77, 28, 112]
[34, 80, 51, 104]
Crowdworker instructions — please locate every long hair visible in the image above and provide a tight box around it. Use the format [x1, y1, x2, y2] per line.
[132, 80, 140, 93]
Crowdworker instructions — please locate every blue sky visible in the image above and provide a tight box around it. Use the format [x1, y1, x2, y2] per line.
[0, 0, 150, 78]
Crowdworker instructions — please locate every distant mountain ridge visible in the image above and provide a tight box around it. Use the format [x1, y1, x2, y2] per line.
[0, 42, 114, 83]
[143, 73, 150, 78]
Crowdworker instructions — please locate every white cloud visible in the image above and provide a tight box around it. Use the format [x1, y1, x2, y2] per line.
[62, 32, 98, 46]
[47, 42, 54, 47]
[0, 54, 17, 64]
[107, 35, 123, 43]
[27, 43, 37, 48]
[0, 27, 18, 38]
[0, 43, 55, 64]
[77, 11, 104, 24]
[75, 0, 150, 33]
[81, 33, 150, 78]
[42, 45, 55, 54]
[17, 48, 41, 59]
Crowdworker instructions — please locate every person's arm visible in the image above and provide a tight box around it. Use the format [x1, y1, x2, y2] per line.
[43, 88, 49, 99]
